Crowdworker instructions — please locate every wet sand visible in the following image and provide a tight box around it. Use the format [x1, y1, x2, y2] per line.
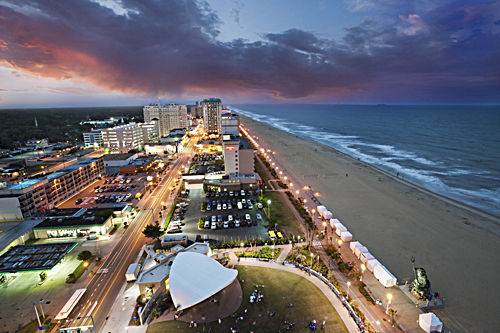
[242, 116, 500, 332]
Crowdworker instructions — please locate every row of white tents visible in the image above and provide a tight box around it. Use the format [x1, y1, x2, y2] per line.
[318, 205, 443, 332]
[318, 205, 398, 288]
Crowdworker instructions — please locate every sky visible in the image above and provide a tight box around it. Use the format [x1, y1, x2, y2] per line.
[0, 0, 499, 107]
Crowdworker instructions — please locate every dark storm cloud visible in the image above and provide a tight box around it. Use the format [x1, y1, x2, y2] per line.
[0, 0, 499, 102]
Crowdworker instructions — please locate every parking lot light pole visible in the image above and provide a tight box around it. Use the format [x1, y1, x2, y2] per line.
[266, 199, 272, 218]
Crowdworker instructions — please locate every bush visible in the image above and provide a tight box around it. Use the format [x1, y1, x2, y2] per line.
[77, 250, 93, 261]
[237, 246, 282, 260]
[66, 260, 89, 283]
[358, 283, 376, 304]
[109, 224, 119, 235]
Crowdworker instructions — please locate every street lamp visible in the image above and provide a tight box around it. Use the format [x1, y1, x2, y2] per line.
[266, 199, 272, 218]
[386, 293, 393, 314]
[360, 263, 366, 282]
[33, 299, 50, 331]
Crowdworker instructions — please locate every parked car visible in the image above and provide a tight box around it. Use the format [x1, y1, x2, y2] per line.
[245, 214, 251, 221]
[204, 221, 210, 228]
[237, 201, 243, 210]
[211, 221, 217, 230]
[257, 202, 263, 209]
[223, 221, 229, 228]
[234, 219, 240, 227]
[228, 215, 233, 222]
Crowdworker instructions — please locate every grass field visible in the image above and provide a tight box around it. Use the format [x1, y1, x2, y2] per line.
[265, 191, 303, 236]
[147, 266, 348, 333]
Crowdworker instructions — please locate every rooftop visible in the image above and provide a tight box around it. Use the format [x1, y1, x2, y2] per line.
[35, 208, 114, 229]
[103, 153, 136, 161]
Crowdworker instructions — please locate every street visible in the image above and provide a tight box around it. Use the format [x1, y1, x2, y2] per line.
[51, 136, 198, 332]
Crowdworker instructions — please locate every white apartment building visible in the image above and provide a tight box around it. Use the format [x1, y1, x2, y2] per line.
[202, 98, 222, 133]
[143, 104, 188, 137]
[222, 135, 254, 176]
[83, 129, 103, 148]
[221, 112, 239, 135]
[139, 121, 159, 143]
[101, 123, 144, 153]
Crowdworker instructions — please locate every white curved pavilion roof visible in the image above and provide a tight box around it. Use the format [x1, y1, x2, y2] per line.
[169, 252, 238, 310]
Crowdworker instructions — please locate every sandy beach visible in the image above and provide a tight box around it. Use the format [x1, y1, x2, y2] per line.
[242, 116, 500, 332]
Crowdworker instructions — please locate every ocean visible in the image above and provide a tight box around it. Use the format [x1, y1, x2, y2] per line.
[232, 104, 500, 217]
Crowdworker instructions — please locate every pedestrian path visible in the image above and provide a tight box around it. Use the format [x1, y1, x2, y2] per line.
[275, 243, 292, 263]
[101, 283, 145, 333]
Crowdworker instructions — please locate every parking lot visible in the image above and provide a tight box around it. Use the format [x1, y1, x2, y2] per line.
[170, 189, 269, 242]
[58, 174, 146, 209]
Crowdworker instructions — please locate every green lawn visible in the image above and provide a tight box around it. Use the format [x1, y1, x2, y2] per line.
[147, 266, 348, 333]
[265, 191, 304, 236]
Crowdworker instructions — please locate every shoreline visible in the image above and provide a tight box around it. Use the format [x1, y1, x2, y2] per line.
[239, 115, 500, 332]
[240, 114, 500, 224]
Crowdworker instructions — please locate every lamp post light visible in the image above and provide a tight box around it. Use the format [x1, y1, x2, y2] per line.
[33, 299, 50, 331]
[267, 199, 272, 218]
[386, 293, 393, 314]
[360, 263, 366, 282]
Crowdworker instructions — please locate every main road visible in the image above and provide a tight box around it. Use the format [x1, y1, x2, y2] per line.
[51, 134, 198, 332]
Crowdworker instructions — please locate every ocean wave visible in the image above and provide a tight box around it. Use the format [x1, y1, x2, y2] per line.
[231, 106, 500, 215]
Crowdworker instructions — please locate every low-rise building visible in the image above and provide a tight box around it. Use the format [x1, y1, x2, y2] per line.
[33, 208, 115, 239]
[0, 158, 104, 221]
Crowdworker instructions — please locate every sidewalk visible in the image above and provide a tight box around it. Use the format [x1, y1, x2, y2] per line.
[238, 259, 361, 333]
[100, 283, 145, 333]
[318, 232, 421, 333]
[250, 134, 421, 332]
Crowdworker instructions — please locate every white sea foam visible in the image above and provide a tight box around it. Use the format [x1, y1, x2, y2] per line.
[231, 106, 500, 215]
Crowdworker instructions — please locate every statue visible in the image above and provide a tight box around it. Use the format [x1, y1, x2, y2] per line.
[410, 257, 432, 300]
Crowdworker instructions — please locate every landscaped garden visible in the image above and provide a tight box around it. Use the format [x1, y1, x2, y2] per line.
[236, 246, 282, 260]
[147, 266, 348, 333]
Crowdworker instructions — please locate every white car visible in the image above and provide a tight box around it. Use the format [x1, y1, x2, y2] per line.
[204, 221, 210, 228]
[227, 203, 232, 210]
[217, 204, 221, 210]
[211, 221, 217, 230]
[234, 219, 240, 227]
[242, 198, 246, 204]
[245, 213, 251, 221]
[256, 213, 262, 220]
[248, 202, 253, 209]
[223, 221, 229, 228]
[241, 190, 245, 196]
[228, 215, 233, 221]
[237, 202, 243, 210]
[222, 203, 227, 210]
[211, 215, 217, 222]
[257, 203, 263, 209]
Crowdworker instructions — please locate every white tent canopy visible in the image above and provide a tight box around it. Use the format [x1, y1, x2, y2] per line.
[349, 241, 361, 251]
[373, 264, 398, 287]
[419, 313, 443, 332]
[169, 252, 238, 310]
[360, 251, 374, 264]
[340, 231, 352, 242]
[354, 246, 369, 258]
[366, 258, 380, 272]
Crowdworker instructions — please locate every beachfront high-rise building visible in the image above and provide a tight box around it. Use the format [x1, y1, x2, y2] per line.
[83, 129, 103, 148]
[222, 135, 254, 176]
[221, 112, 240, 136]
[101, 123, 144, 153]
[201, 98, 222, 134]
[143, 104, 188, 137]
